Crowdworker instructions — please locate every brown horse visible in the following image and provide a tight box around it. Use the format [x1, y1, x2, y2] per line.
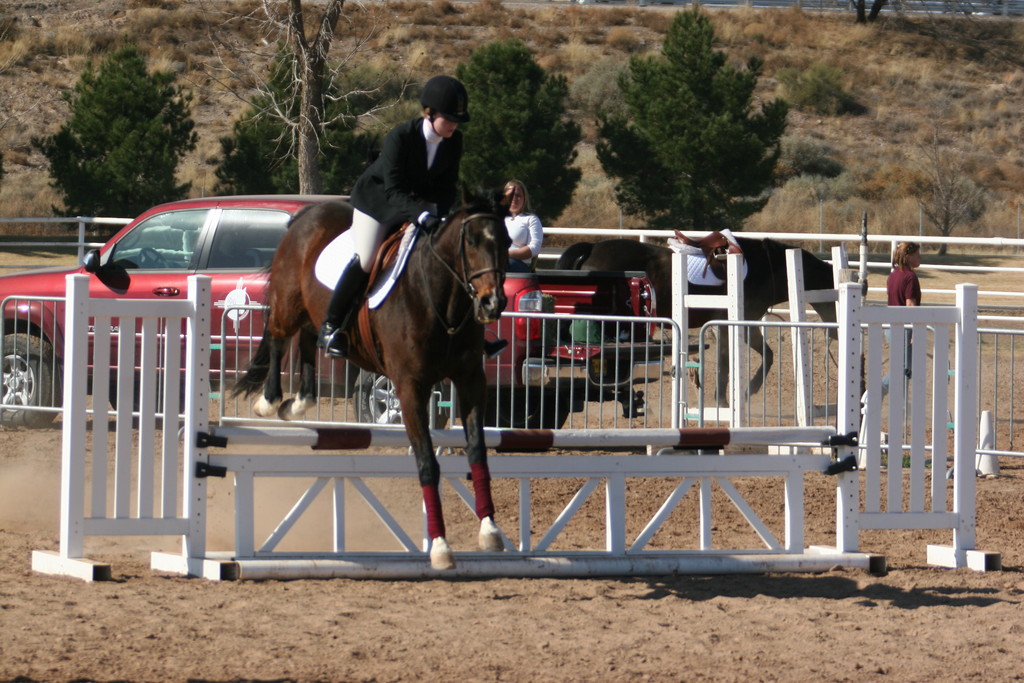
[232, 190, 510, 570]
[555, 236, 837, 402]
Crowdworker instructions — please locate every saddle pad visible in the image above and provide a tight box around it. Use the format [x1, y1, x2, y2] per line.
[314, 226, 421, 310]
[666, 229, 748, 286]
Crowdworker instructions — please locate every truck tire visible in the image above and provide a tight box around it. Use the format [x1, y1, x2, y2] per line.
[488, 387, 571, 430]
[354, 370, 448, 428]
[1, 333, 58, 428]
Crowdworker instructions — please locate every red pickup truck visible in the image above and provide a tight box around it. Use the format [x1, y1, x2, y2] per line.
[0, 195, 657, 429]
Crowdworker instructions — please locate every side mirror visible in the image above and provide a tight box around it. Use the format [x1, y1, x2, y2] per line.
[82, 249, 101, 273]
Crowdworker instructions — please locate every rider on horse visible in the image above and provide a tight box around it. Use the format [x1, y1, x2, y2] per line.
[318, 75, 505, 359]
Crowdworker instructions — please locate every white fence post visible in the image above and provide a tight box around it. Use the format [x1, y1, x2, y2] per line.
[33, 275, 212, 581]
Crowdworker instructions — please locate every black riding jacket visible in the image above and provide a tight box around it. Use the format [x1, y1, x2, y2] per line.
[350, 117, 462, 229]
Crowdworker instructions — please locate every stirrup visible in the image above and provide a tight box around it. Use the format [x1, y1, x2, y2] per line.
[483, 339, 508, 359]
[318, 323, 348, 359]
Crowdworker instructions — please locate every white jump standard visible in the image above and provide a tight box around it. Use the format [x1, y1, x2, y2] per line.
[31, 272, 999, 581]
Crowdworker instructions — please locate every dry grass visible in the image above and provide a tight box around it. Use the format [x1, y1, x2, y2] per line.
[1, 1, 1023, 239]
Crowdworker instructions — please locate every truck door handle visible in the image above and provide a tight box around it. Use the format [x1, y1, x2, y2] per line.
[153, 287, 180, 297]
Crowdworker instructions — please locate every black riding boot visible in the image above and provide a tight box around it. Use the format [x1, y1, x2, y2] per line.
[318, 256, 370, 358]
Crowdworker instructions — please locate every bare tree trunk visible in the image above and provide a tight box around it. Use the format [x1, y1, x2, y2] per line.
[854, 0, 867, 23]
[287, 0, 344, 194]
[868, 0, 888, 21]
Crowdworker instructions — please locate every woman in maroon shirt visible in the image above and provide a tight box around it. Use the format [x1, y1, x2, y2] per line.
[884, 241, 922, 391]
[887, 241, 922, 307]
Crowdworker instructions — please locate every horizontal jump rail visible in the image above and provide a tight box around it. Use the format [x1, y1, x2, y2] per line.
[204, 425, 840, 452]
[206, 452, 833, 478]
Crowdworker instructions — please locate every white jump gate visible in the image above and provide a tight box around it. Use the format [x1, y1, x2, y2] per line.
[31, 275, 998, 581]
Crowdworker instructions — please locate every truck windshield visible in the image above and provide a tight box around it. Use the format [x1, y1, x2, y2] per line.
[108, 209, 208, 270]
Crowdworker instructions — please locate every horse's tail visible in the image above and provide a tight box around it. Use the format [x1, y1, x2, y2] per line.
[555, 241, 594, 270]
[229, 327, 273, 398]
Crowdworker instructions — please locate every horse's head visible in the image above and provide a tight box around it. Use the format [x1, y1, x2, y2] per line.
[436, 188, 510, 324]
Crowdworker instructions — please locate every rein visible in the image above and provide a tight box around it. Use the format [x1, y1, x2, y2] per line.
[421, 210, 503, 336]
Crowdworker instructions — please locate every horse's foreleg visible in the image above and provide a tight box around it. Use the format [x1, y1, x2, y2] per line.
[455, 372, 502, 553]
[278, 331, 319, 420]
[254, 337, 285, 418]
[398, 380, 453, 570]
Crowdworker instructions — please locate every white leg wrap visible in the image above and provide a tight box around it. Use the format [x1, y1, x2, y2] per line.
[278, 397, 314, 421]
[253, 396, 279, 418]
[478, 516, 504, 552]
[429, 537, 455, 570]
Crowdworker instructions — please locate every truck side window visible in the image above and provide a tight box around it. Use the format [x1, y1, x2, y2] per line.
[207, 209, 290, 269]
[108, 209, 207, 270]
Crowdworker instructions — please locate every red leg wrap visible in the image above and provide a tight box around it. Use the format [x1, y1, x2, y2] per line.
[470, 462, 495, 520]
[421, 485, 445, 540]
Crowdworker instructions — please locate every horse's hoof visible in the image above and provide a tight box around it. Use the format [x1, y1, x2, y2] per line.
[478, 516, 504, 552]
[277, 397, 313, 421]
[429, 537, 456, 570]
[253, 396, 280, 418]
[277, 398, 296, 420]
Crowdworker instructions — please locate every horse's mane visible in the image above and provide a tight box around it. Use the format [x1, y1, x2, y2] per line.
[449, 187, 507, 220]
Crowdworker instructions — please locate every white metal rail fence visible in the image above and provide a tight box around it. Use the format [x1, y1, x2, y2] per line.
[214, 305, 684, 431]
[2, 220, 1023, 461]
[0, 216, 129, 269]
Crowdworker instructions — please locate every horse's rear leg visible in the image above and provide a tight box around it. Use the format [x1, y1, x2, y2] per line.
[455, 371, 503, 553]
[715, 325, 773, 402]
[277, 330, 319, 420]
[745, 325, 773, 396]
[253, 337, 286, 418]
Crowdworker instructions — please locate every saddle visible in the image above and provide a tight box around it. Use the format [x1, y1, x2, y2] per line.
[354, 223, 414, 373]
[668, 229, 744, 283]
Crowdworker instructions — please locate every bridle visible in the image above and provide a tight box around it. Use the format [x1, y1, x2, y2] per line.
[421, 208, 506, 335]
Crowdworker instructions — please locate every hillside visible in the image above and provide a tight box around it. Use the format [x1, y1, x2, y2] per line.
[1, 0, 1023, 239]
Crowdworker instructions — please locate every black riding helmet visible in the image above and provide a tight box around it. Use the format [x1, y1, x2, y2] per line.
[420, 75, 470, 123]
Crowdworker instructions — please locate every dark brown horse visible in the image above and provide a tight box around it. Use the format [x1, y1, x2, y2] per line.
[232, 190, 510, 570]
[555, 236, 837, 401]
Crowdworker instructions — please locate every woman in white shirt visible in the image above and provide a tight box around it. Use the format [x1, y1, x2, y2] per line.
[503, 179, 543, 273]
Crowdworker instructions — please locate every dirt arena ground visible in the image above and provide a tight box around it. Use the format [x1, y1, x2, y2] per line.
[2, 423, 1023, 683]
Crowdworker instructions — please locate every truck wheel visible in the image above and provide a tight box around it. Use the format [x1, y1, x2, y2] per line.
[1, 333, 58, 428]
[354, 370, 448, 428]
[488, 388, 570, 430]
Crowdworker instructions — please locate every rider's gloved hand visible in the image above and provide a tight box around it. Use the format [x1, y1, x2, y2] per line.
[417, 211, 442, 234]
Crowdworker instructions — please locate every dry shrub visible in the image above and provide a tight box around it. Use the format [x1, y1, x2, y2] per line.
[4, 150, 28, 166]
[605, 26, 640, 53]
[0, 37, 30, 68]
[432, 0, 459, 16]
[377, 24, 414, 46]
[0, 14, 18, 43]
[557, 39, 601, 77]
[0, 175, 59, 219]
[857, 164, 922, 201]
[535, 52, 563, 73]
[975, 201, 1023, 241]
[464, 0, 506, 27]
[407, 3, 440, 26]
[632, 9, 671, 33]
[404, 40, 437, 73]
[51, 26, 118, 57]
[531, 27, 569, 52]
[599, 8, 636, 27]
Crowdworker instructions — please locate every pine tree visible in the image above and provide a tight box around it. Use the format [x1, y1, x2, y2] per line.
[598, 9, 788, 231]
[456, 39, 581, 222]
[34, 44, 197, 218]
